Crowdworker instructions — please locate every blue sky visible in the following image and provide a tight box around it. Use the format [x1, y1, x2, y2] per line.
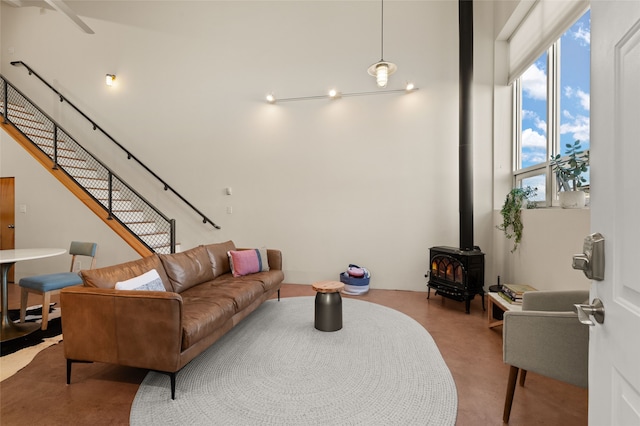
[520, 9, 591, 169]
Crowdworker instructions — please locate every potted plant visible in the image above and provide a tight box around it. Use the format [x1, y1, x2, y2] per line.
[497, 186, 537, 253]
[550, 140, 590, 208]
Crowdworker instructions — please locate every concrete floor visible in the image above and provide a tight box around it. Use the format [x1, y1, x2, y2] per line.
[0, 282, 587, 425]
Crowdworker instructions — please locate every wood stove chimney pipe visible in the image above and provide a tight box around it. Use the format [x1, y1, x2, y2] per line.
[459, 0, 474, 251]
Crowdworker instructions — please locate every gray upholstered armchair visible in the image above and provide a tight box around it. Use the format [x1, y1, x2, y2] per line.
[502, 290, 589, 423]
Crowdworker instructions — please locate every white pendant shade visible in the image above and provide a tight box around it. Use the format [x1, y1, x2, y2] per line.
[368, 61, 397, 88]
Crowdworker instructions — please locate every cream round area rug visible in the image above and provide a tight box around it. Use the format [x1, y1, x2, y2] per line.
[130, 296, 457, 425]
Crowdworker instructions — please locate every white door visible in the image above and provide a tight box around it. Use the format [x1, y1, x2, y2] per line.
[590, 0, 640, 424]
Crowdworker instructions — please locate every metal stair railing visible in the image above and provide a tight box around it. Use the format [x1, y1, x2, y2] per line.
[1, 73, 177, 254]
[9, 60, 220, 231]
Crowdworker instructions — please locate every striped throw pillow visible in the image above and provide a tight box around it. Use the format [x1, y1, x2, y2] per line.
[228, 249, 270, 277]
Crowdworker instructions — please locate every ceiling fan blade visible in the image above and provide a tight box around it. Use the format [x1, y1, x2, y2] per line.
[3, 0, 24, 7]
[43, 0, 95, 34]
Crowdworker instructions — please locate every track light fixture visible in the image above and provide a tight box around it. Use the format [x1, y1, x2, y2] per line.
[265, 83, 417, 104]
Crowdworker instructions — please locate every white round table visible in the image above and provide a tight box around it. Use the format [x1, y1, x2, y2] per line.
[1, 248, 66, 342]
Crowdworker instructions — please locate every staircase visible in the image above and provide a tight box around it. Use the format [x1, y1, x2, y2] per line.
[1, 71, 217, 256]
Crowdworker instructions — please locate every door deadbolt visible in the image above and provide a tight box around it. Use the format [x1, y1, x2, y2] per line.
[572, 233, 605, 281]
[574, 298, 605, 326]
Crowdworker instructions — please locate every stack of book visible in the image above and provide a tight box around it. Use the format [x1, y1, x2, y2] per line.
[498, 283, 537, 304]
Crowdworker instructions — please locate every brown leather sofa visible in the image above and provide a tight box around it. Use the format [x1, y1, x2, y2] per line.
[60, 240, 284, 399]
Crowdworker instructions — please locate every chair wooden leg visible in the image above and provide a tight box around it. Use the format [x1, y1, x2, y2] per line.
[41, 291, 51, 331]
[503, 365, 519, 423]
[519, 369, 527, 387]
[20, 288, 29, 323]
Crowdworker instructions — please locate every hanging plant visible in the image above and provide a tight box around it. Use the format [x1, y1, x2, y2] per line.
[497, 186, 537, 253]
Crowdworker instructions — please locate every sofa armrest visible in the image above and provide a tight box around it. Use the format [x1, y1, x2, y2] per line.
[503, 310, 588, 388]
[267, 249, 282, 270]
[61, 286, 184, 372]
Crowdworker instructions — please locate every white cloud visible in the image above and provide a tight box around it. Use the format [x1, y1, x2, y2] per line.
[577, 89, 590, 111]
[522, 149, 548, 166]
[560, 115, 590, 143]
[522, 128, 546, 148]
[564, 86, 590, 112]
[573, 25, 590, 45]
[522, 64, 547, 101]
[523, 110, 547, 133]
[521, 128, 547, 167]
[561, 87, 590, 141]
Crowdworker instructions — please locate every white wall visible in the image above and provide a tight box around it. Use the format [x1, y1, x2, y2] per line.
[493, 208, 591, 291]
[1, 1, 497, 291]
[1, 0, 588, 295]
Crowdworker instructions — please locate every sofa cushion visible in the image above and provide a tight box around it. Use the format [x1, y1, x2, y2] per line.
[253, 270, 285, 293]
[115, 269, 166, 291]
[220, 280, 265, 311]
[215, 270, 284, 294]
[179, 290, 237, 349]
[80, 255, 173, 291]
[202, 240, 236, 278]
[193, 278, 265, 312]
[159, 246, 215, 293]
[228, 248, 270, 277]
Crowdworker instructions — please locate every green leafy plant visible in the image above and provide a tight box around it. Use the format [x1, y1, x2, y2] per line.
[497, 186, 537, 253]
[550, 140, 590, 191]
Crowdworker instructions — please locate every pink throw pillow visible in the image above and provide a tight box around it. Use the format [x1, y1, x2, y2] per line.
[228, 249, 269, 277]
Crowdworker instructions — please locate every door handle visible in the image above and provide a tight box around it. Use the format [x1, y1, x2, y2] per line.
[574, 298, 605, 326]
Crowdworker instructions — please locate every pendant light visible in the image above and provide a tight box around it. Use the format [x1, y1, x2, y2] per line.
[367, 0, 397, 88]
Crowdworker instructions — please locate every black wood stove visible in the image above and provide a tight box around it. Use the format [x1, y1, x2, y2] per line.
[427, 246, 485, 313]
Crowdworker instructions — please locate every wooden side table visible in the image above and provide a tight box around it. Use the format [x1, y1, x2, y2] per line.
[487, 292, 522, 329]
[312, 281, 345, 332]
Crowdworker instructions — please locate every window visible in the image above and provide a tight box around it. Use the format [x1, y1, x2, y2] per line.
[513, 9, 590, 206]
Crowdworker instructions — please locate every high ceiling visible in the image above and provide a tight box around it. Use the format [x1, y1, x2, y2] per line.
[2, 0, 94, 34]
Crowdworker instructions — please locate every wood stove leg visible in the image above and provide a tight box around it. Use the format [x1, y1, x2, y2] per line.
[503, 365, 519, 423]
[465, 299, 471, 314]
